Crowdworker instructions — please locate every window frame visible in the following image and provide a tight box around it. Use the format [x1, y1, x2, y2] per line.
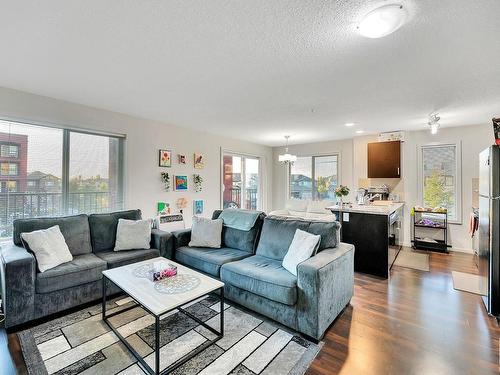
[417, 142, 462, 224]
[0, 143, 19, 158]
[0, 117, 126, 218]
[287, 152, 341, 200]
[220, 149, 264, 211]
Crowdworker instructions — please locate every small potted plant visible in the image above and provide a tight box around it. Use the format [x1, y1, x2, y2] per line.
[161, 172, 170, 192]
[193, 174, 203, 192]
[335, 185, 350, 207]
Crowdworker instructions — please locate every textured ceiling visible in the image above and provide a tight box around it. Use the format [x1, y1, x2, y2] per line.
[0, 0, 499, 146]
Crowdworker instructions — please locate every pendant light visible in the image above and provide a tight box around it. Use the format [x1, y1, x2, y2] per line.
[278, 136, 297, 165]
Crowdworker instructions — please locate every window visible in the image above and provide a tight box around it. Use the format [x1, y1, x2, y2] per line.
[0, 119, 124, 238]
[419, 144, 461, 222]
[222, 153, 261, 210]
[0, 143, 19, 158]
[0, 162, 18, 176]
[1, 181, 17, 193]
[289, 154, 339, 200]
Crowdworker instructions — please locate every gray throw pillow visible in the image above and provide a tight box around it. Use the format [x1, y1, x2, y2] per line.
[114, 219, 152, 251]
[189, 216, 223, 248]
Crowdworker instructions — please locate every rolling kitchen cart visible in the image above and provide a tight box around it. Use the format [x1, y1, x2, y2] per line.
[411, 208, 449, 253]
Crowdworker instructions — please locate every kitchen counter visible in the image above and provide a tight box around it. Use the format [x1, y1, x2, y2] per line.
[326, 202, 405, 216]
[326, 203, 404, 278]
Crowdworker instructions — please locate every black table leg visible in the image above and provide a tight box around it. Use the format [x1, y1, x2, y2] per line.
[220, 287, 224, 335]
[155, 315, 160, 375]
[102, 276, 106, 321]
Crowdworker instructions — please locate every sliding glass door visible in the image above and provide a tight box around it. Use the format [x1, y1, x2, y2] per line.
[222, 153, 261, 210]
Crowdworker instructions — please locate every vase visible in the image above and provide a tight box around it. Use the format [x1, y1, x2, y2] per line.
[338, 197, 343, 208]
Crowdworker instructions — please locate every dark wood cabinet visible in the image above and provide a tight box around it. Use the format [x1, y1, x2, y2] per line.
[367, 141, 401, 178]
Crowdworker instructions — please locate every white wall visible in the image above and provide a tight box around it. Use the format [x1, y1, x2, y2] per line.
[272, 124, 493, 252]
[0, 87, 273, 226]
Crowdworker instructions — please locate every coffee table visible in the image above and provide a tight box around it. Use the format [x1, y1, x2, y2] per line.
[102, 257, 225, 375]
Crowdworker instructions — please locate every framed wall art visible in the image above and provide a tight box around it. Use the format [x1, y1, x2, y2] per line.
[194, 153, 204, 169]
[159, 149, 172, 167]
[174, 175, 188, 191]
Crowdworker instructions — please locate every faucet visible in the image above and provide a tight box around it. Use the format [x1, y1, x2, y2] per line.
[367, 193, 382, 203]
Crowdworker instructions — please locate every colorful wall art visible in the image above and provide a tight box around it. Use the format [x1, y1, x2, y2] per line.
[174, 175, 188, 191]
[194, 153, 204, 169]
[193, 200, 204, 215]
[159, 149, 172, 167]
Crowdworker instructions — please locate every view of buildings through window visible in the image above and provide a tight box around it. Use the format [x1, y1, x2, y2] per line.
[222, 154, 261, 210]
[0, 120, 124, 237]
[421, 144, 460, 221]
[289, 155, 339, 200]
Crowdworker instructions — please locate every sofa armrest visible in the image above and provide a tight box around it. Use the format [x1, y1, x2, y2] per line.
[0, 242, 36, 328]
[151, 229, 174, 260]
[172, 228, 191, 249]
[296, 242, 354, 340]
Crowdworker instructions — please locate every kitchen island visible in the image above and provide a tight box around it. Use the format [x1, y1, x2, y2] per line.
[327, 203, 404, 278]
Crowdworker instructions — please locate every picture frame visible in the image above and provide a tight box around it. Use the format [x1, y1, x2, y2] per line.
[193, 200, 204, 215]
[194, 153, 204, 169]
[159, 149, 172, 167]
[157, 202, 171, 215]
[178, 154, 186, 164]
[174, 175, 188, 191]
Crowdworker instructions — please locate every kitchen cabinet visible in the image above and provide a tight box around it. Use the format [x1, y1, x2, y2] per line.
[367, 141, 401, 178]
[329, 204, 403, 279]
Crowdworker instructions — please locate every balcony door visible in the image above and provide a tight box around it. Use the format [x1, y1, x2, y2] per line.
[222, 153, 261, 210]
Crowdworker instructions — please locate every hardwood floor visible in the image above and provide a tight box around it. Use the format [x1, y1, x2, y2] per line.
[307, 250, 500, 375]
[2, 250, 499, 374]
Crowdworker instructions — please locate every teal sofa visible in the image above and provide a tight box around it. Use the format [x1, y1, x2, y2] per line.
[172, 211, 354, 340]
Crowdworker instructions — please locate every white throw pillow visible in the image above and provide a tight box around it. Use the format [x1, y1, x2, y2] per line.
[21, 225, 73, 273]
[189, 216, 223, 248]
[282, 229, 321, 276]
[114, 219, 152, 251]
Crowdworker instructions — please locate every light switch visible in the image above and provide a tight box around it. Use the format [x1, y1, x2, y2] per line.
[343, 212, 349, 222]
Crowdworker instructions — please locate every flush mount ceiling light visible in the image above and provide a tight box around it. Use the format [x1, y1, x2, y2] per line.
[357, 4, 408, 39]
[345, 122, 356, 127]
[428, 113, 441, 134]
[356, 130, 365, 134]
[278, 135, 297, 165]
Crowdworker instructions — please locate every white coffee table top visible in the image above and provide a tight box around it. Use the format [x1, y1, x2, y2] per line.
[102, 257, 224, 316]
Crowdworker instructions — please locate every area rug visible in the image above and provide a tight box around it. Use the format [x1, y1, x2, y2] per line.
[18, 295, 322, 375]
[452, 271, 487, 295]
[393, 250, 430, 272]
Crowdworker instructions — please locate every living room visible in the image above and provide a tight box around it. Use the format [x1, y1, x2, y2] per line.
[1, 1, 500, 374]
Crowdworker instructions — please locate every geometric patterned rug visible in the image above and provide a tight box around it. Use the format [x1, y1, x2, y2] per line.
[18, 295, 322, 375]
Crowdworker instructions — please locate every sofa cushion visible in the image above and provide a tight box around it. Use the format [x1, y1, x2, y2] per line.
[35, 254, 106, 294]
[96, 248, 160, 269]
[89, 210, 142, 252]
[307, 220, 340, 251]
[221, 255, 298, 306]
[306, 200, 335, 214]
[285, 199, 308, 212]
[212, 210, 265, 253]
[256, 217, 310, 261]
[14, 214, 92, 256]
[175, 246, 251, 277]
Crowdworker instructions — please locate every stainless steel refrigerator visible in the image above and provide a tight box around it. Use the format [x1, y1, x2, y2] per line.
[479, 145, 500, 317]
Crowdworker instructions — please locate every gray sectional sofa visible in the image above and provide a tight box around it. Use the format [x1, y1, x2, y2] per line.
[173, 210, 354, 340]
[0, 209, 172, 329]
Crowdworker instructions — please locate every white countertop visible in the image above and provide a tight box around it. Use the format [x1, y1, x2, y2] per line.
[326, 202, 405, 216]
